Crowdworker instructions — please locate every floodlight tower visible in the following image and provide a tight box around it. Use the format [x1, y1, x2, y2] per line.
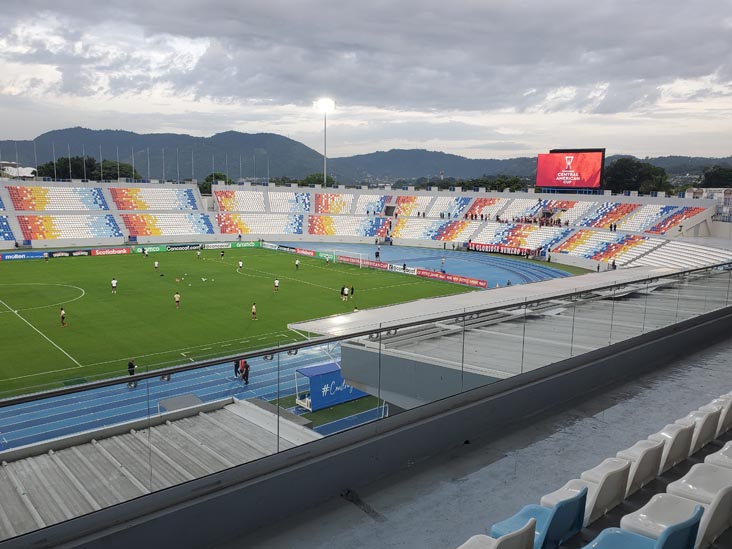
[314, 97, 335, 187]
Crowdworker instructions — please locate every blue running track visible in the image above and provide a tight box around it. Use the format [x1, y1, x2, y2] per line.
[275, 242, 570, 286]
[0, 345, 341, 451]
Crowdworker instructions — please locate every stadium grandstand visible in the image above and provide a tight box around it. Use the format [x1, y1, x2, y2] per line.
[1, 178, 732, 548]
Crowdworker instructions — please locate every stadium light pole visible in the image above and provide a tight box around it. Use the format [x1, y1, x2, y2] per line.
[314, 97, 335, 187]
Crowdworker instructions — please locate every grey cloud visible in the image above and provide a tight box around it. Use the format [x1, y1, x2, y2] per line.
[2, 0, 731, 113]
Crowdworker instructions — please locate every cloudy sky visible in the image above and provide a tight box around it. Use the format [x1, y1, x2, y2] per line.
[1, 1, 731, 159]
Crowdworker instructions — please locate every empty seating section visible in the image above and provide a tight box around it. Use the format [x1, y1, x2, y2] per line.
[498, 198, 542, 221]
[268, 191, 311, 213]
[314, 193, 353, 214]
[483, 390, 732, 549]
[0, 196, 5, 210]
[17, 214, 122, 240]
[390, 218, 479, 241]
[6, 185, 109, 211]
[434, 221, 477, 241]
[617, 204, 679, 233]
[629, 240, 732, 269]
[308, 215, 390, 237]
[0, 216, 15, 240]
[464, 197, 508, 220]
[427, 196, 472, 218]
[214, 190, 265, 212]
[542, 200, 577, 215]
[353, 194, 391, 215]
[395, 195, 433, 217]
[648, 207, 707, 235]
[579, 202, 640, 228]
[472, 222, 572, 251]
[553, 230, 661, 265]
[591, 235, 662, 265]
[217, 214, 303, 235]
[121, 213, 214, 237]
[111, 187, 198, 211]
[555, 201, 599, 226]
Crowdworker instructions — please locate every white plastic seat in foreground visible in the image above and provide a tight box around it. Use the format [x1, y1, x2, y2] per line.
[700, 396, 732, 437]
[616, 438, 664, 497]
[675, 406, 722, 455]
[540, 458, 630, 526]
[666, 463, 732, 547]
[648, 423, 694, 474]
[619, 493, 707, 548]
[705, 441, 732, 470]
[456, 519, 535, 549]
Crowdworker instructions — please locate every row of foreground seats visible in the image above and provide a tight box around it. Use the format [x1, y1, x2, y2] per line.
[457, 392, 732, 548]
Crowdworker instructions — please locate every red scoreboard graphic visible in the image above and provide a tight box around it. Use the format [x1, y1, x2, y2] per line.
[536, 150, 604, 188]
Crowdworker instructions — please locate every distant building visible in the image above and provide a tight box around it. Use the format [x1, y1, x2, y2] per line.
[0, 161, 36, 178]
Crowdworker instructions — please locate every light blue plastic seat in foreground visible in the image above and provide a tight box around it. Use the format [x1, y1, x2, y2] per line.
[489, 486, 586, 549]
[585, 505, 703, 549]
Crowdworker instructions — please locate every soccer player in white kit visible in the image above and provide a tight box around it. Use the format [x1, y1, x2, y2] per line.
[274, 278, 279, 292]
[154, 260, 159, 271]
[238, 260, 243, 270]
[111, 277, 118, 294]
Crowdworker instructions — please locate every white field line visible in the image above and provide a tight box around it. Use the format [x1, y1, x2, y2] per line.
[0, 330, 297, 383]
[0, 298, 82, 367]
[224, 259, 337, 292]
[0, 283, 86, 314]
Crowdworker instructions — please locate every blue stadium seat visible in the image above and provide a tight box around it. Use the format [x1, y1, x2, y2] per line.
[585, 505, 702, 549]
[489, 486, 586, 549]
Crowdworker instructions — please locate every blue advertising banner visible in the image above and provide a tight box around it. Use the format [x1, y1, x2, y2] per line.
[297, 363, 368, 412]
[1, 251, 47, 261]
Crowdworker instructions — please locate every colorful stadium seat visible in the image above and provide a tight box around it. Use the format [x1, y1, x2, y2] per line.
[464, 198, 508, 220]
[217, 214, 303, 235]
[648, 207, 706, 235]
[121, 213, 213, 236]
[353, 194, 392, 215]
[268, 191, 311, 213]
[6, 186, 109, 211]
[0, 216, 15, 240]
[308, 215, 390, 237]
[314, 193, 353, 214]
[579, 202, 640, 229]
[214, 190, 265, 212]
[427, 196, 472, 218]
[16, 214, 122, 240]
[111, 187, 198, 211]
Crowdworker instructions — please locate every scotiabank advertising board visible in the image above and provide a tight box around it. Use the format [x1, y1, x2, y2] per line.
[536, 151, 603, 188]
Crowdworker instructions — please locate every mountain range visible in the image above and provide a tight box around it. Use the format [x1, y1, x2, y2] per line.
[0, 128, 729, 183]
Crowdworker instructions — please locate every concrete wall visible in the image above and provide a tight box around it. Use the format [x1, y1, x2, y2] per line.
[711, 221, 732, 241]
[31, 237, 125, 249]
[10, 303, 732, 549]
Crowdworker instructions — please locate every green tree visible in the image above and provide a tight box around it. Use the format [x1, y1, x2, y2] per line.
[36, 157, 139, 181]
[701, 165, 732, 188]
[201, 172, 234, 194]
[36, 156, 95, 180]
[604, 158, 670, 193]
[299, 173, 336, 187]
[93, 160, 140, 181]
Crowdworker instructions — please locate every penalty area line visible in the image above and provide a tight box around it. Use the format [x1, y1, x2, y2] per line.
[0, 298, 82, 367]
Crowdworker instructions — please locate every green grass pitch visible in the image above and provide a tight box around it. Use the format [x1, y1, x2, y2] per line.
[0, 248, 473, 396]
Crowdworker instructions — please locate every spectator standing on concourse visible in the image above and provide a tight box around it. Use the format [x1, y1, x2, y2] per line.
[239, 359, 250, 384]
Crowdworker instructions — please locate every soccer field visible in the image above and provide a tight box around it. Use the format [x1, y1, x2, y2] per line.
[0, 247, 473, 396]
